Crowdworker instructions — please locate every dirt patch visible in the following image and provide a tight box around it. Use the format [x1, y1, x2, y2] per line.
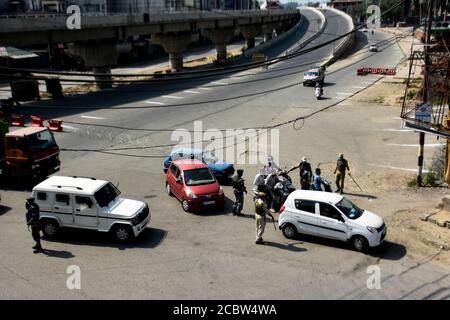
[385, 208, 450, 266]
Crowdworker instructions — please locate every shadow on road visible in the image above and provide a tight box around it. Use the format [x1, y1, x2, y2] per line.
[43, 227, 167, 250]
[191, 196, 234, 216]
[0, 205, 12, 216]
[368, 241, 407, 261]
[262, 241, 307, 252]
[344, 192, 378, 200]
[289, 234, 407, 260]
[41, 248, 75, 259]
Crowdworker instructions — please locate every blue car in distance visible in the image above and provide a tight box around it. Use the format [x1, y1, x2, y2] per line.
[163, 148, 235, 181]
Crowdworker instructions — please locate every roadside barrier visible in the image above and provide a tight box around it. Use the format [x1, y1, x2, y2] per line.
[10, 114, 24, 126]
[30, 115, 44, 127]
[47, 119, 63, 132]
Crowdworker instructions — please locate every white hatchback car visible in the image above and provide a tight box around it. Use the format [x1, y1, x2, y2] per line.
[278, 190, 386, 252]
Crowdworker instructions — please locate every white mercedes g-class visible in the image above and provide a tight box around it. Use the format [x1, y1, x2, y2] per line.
[31, 176, 150, 242]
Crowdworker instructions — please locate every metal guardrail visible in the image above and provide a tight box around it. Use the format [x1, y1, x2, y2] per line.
[0, 9, 298, 20]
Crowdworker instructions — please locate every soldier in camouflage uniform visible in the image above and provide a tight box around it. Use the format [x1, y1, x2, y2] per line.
[334, 153, 350, 194]
[231, 169, 247, 216]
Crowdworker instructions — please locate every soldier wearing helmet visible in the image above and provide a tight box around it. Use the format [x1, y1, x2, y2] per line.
[254, 192, 274, 245]
[334, 153, 350, 194]
[231, 169, 247, 216]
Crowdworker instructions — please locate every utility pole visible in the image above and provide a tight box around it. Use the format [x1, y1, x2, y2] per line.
[417, 0, 433, 186]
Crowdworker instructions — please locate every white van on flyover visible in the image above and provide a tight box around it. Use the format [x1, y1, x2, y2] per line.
[31, 176, 150, 242]
[278, 190, 386, 252]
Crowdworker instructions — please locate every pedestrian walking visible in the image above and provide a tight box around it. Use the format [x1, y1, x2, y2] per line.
[231, 169, 247, 216]
[334, 153, 350, 194]
[254, 192, 275, 245]
[26, 198, 43, 253]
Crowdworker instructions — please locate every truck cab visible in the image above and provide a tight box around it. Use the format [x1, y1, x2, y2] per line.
[0, 124, 60, 186]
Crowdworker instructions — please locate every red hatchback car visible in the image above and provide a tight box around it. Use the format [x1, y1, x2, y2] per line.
[166, 159, 225, 212]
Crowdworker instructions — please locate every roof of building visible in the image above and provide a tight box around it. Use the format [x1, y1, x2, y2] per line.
[6, 126, 49, 137]
[172, 159, 208, 171]
[33, 176, 108, 195]
[288, 190, 344, 204]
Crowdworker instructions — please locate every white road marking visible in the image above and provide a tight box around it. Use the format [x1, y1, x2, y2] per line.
[386, 143, 444, 147]
[162, 95, 183, 99]
[80, 115, 106, 120]
[211, 81, 228, 85]
[335, 92, 354, 95]
[382, 128, 413, 132]
[352, 86, 366, 89]
[145, 101, 165, 105]
[61, 125, 79, 131]
[183, 90, 200, 94]
[369, 163, 429, 173]
[198, 87, 213, 91]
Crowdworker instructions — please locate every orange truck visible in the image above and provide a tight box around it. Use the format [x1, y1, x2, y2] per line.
[0, 120, 60, 187]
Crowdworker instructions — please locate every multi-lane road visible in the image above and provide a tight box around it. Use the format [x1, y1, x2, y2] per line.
[1, 8, 449, 299]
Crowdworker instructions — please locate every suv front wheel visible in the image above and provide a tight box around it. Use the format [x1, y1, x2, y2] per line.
[112, 225, 134, 243]
[41, 219, 59, 237]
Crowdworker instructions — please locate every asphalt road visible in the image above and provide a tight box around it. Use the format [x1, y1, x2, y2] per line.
[1, 8, 449, 299]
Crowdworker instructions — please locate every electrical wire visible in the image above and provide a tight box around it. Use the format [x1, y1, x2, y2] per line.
[0, 0, 408, 84]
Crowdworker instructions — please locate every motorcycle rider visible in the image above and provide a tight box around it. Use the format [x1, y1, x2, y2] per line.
[312, 168, 331, 192]
[288, 157, 313, 190]
[315, 82, 323, 96]
[262, 156, 280, 176]
[264, 171, 280, 210]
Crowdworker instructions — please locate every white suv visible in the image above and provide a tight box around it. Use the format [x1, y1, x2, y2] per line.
[278, 190, 386, 252]
[31, 176, 150, 242]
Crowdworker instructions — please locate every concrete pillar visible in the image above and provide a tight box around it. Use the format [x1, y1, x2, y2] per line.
[152, 32, 193, 72]
[68, 41, 131, 89]
[239, 24, 261, 49]
[262, 23, 277, 43]
[203, 28, 235, 61]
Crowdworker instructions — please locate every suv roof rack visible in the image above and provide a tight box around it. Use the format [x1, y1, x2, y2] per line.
[72, 176, 96, 180]
[52, 185, 83, 190]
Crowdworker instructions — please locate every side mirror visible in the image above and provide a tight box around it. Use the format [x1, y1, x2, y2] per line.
[87, 199, 93, 208]
[176, 177, 182, 184]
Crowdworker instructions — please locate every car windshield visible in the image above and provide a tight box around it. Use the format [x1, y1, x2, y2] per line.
[305, 72, 318, 77]
[94, 182, 121, 207]
[336, 198, 364, 219]
[25, 130, 57, 152]
[184, 168, 216, 186]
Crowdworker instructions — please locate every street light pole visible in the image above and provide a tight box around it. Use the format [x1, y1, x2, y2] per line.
[417, 0, 433, 186]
